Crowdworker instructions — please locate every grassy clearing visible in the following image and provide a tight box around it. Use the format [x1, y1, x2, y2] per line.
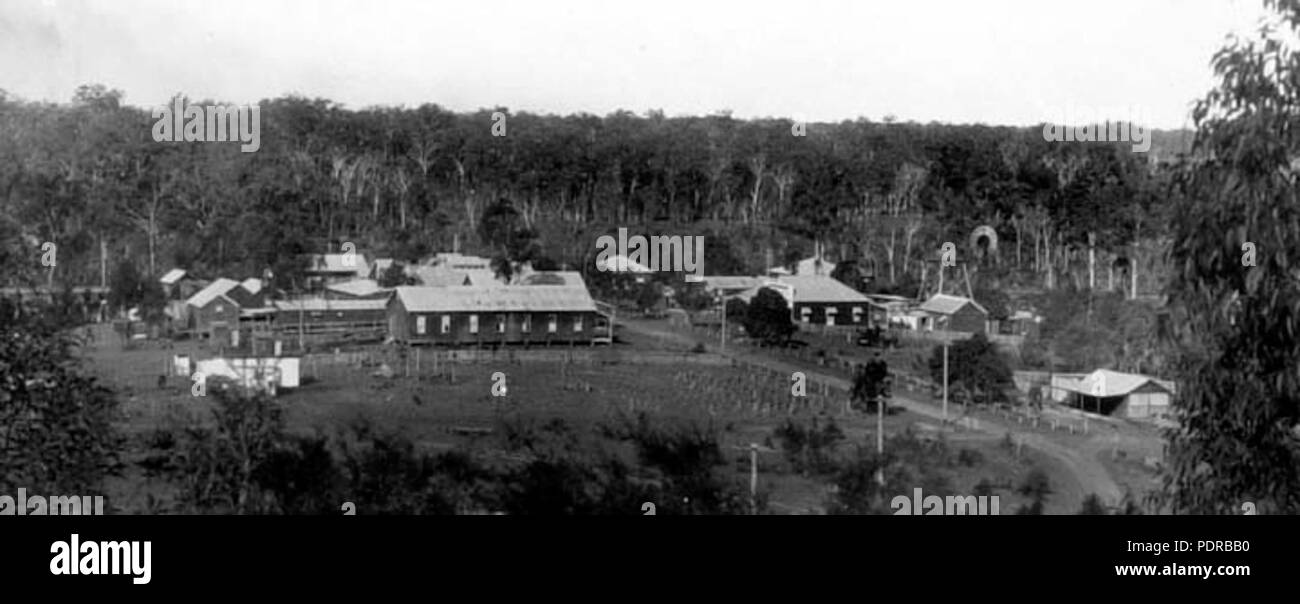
[82, 322, 1074, 514]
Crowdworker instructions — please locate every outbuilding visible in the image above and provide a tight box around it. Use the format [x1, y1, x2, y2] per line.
[1057, 369, 1175, 420]
[186, 278, 265, 339]
[918, 293, 988, 334]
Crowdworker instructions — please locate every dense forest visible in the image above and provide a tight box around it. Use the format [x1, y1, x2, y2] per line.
[0, 84, 1190, 299]
[5, 0, 1300, 516]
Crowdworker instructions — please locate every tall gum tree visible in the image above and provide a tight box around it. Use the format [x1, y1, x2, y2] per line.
[1165, 0, 1300, 513]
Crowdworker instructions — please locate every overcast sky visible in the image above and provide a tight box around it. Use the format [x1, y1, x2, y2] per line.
[0, 0, 1275, 129]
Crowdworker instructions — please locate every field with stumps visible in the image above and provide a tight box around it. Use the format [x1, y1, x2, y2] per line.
[83, 323, 1069, 514]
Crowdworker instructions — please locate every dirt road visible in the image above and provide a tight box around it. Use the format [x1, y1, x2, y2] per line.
[620, 318, 1124, 508]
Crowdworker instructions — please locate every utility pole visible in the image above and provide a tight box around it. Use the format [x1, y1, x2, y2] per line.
[734, 443, 773, 513]
[298, 302, 305, 352]
[718, 292, 726, 352]
[871, 356, 887, 486]
[943, 326, 950, 425]
[877, 389, 884, 453]
[750, 443, 758, 514]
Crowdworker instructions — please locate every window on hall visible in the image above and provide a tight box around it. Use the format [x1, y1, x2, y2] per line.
[522, 315, 532, 333]
[416, 316, 427, 335]
[469, 314, 479, 334]
[825, 307, 837, 326]
[547, 314, 558, 333]
[497, 314, 507, 333]
[800, 307, 812, 323]
[440, 314, 451, 334]
[574, 316, 583, 332]
[852, 307, 863, 323]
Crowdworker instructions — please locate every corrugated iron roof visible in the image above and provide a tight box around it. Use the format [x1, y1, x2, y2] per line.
[159, 268, 188, 284]
[776, 275, 869, 303]
[186, 278, 242, 308]
[518, 271, 586, 288]
[596, 253, 653, 273]
[701, 276, 764, 291]
[729, 275, 878, 307]
[325, 279, 387, 297]
[394, 284, 597, 313]
[410, 266, 503, 288]
[1058, 369, 1175, 398]
[919, 293, 988, 316]
[273, 298, 389, 312]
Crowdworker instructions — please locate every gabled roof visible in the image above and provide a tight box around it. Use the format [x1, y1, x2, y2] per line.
[241, 278, 263, 295]
[596, 254, 654, 273]
[778, 275, 872, 304]
[325, 278, 387, 297]
[186, 278, 242, 308]
[701, 276, 764, 292]
[393, 284, 598, 313]
[159, 268, 188, 285]
[865, 293, 913, 303]
[410, 266, 503, 288]
[518, 271, 586, 288]
[731, 275, 878, 306]
[273, 298, 389, 312]
[1058, 369, 1175, 398]
[919, 293, 988, 316]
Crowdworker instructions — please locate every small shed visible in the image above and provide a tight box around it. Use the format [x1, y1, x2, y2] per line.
[186, 278, 243, 339]
[918, 294, 988, 334]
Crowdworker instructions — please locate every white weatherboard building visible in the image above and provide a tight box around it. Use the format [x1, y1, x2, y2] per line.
[194, 357, 301, 395]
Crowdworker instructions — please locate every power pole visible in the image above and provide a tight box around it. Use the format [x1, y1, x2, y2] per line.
[871, 358, 887, 486]
[942, 333, 950, 424]
[750, 443, 758, 514]
[718, 293, 727, 352]
[877, 391, 884, 453]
